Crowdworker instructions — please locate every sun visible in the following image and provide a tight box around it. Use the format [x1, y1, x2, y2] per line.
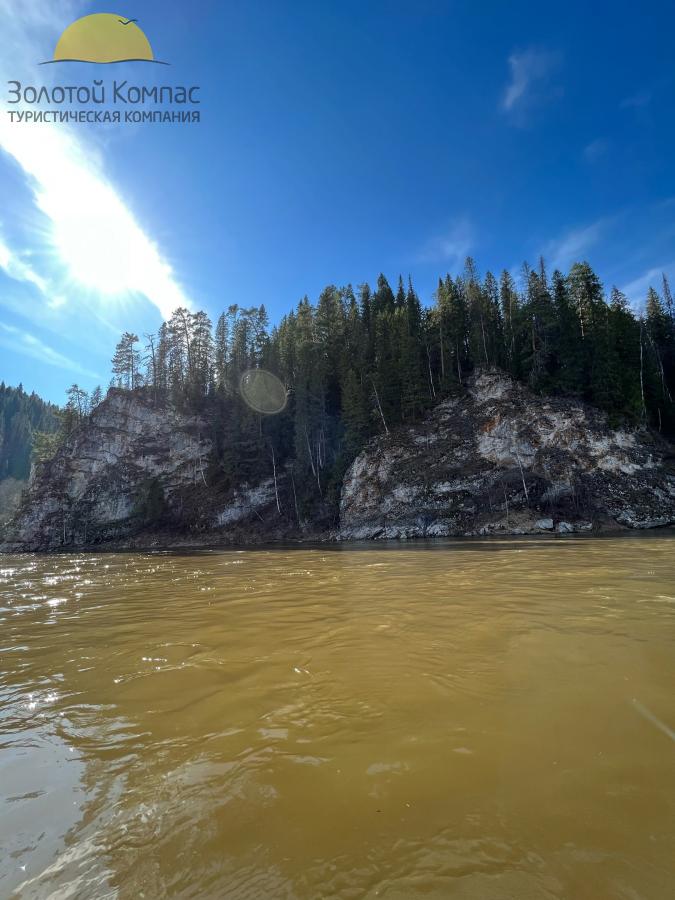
[51, 13, 156, 64]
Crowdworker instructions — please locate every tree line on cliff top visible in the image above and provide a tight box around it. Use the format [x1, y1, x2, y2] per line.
[51, 259, 675, 515]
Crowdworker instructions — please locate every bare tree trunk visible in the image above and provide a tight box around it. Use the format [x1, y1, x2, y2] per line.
[304, 427, 317, 478]
[291, 472, 300, 524]
[271, 445, 281, 515]
[251, 506, 264, 523]
[513, 445, 529, 503]
[426, 343, 436, 400]
[439, 320, 445, 380]
[198, 446, 207, 486]
[145, 333, 158, 405]
[371, 379, 389, 435]
[646, 327, 672, 403]
[306, 429, 321, 493]
[639, 324, 646, 420]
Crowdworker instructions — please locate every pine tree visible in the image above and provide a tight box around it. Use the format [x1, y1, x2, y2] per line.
[644, 287, 674, 427]
[567, 262, 604, 341]
[499, 270, 520, 377]
[191, 310, 213, 402]
[341, 368, 371, 457]
[521, 267, 557, 391]
[214, 312, 229, 390]
[662, 274, 674, 321]
[608, 288, 642, 419]
[435, 275, 470, 383]
[111, 332, 140, 389]
[65, 384, 89, 422]
[483, 271, 504, 369]
[551, 270, 584, 395]
[90, 386, 103, 412]
[399, 279, 427, 419]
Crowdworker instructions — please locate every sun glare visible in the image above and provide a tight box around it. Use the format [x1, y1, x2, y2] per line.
[44, 169, 142, 294]
[0, 119, 189, 318]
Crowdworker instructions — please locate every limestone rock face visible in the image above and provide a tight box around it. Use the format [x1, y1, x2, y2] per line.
[2, 390, 212, 550]
[339, 371, 675, 540]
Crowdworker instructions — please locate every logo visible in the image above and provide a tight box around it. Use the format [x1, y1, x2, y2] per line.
[41, 13, 168, 66]
[7, 12, 202, 126]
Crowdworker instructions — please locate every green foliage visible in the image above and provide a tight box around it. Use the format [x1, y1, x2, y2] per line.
[32, 429, 65, 464]
[98, 258, 675, 518]
[0, 383, 60, 481]
[112, 332, 141, 389]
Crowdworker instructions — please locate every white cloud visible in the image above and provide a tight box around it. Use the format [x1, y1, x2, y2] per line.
[0, 0, 191, 320]
[621, 264, 675, 310]
[541, 219, 607, 271]
[417, 219, 474, 268]
[0, 322, 101, 379]
[501, 48, 561, 115]
[0, 235, 48, 293]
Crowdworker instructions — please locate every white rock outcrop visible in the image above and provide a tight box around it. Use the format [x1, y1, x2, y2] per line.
[340, 371, 675, 539]
[3, 390, 212, 549]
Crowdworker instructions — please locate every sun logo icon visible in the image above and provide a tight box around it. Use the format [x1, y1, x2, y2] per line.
[42, 13, 167, 65]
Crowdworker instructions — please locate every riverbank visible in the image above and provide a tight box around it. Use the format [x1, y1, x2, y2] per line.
[5, 523, 675, 556]
[3, 372, 674, 552]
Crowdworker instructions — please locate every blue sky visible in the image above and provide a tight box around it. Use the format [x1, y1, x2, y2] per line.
[0, 0, 674, 403]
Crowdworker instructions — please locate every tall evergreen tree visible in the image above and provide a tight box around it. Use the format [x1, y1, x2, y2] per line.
[111, 332, 141, 389]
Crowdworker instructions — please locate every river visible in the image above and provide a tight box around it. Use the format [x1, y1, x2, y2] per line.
[1, 535, 674, 899]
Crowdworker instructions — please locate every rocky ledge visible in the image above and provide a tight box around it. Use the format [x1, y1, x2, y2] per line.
[339, 371, 675, 539]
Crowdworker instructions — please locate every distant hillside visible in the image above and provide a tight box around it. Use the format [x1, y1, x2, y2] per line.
[0, 383, 60, 482]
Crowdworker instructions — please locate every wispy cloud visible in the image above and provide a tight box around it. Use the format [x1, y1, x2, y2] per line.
[621, 264, 675, 309]
[583, 138, 609, 164]
[416, 219, 474, 268]
[0, 235, 48, 293]
[541, 219, 607, 271]
[0, 0, 190, 320]
[501, 47, 562, 118]
[0, 322, 101, 379]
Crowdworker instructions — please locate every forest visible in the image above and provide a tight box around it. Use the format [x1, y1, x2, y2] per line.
[0, 384, 60, 482]
[33, 259, 675, 520]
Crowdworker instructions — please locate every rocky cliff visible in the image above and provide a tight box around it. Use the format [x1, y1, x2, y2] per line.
[3, 374, 675, 551]
[1, 390, 214, 550]
[340, 371, 675, 539]
[0, 389, 309, 552]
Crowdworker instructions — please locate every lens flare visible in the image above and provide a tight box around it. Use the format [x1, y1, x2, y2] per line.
[239, 369, 287, 415]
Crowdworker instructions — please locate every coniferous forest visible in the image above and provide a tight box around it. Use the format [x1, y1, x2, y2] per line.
[0, 384, 60, 481]
[36, 259, 675, 522]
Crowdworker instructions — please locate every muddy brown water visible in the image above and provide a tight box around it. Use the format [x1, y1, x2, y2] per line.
[1, 535, 674, 898]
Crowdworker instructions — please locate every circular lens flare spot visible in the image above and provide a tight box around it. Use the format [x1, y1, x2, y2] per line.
[239, 369, 287, 415]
